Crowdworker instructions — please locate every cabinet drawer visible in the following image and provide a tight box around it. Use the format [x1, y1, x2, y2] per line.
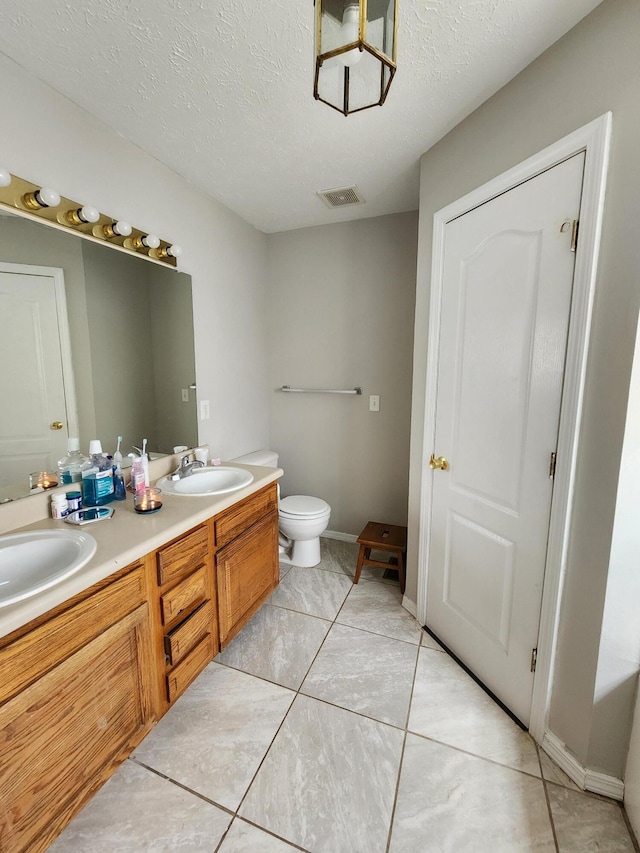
[215, 483, 277, 548]
[166, 632, 214, 703]
[157, 524, 209, 588]
[160, 566, 208, 626]
[164, 601, 213, 667]
[0, 563, 146, 705]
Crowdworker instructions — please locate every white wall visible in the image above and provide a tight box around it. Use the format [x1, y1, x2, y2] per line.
[408, 0, 640, 777]
[590, 314, 640, 774]
[0, 53, 270, 461]
[267, 213, 417, 535]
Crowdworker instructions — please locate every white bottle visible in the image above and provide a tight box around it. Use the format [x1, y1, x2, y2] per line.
[51, 493, 69, 519]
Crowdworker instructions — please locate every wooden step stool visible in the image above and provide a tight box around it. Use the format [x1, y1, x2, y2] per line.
[354, 521, 406, 594]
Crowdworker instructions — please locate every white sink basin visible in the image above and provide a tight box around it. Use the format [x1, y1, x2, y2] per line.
[158, 466, 254, 497]
[0, 529, 97, 609]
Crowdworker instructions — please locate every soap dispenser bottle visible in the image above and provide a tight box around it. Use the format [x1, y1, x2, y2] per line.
[82, 439, 115, 506]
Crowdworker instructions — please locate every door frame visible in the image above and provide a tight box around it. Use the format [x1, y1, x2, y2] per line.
[416, 113, 612, 743]
[0, 261, 79, 441]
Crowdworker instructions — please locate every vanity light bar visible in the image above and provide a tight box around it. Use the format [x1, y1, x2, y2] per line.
[0, 168, 180, 268]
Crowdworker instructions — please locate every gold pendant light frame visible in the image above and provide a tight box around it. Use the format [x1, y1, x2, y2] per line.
[314, 0, 398, 116]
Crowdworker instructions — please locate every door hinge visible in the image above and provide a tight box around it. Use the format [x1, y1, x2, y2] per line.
[570, 219, 579, 252]
[549, 451, 557, 480]
[530, 647, 538, 673]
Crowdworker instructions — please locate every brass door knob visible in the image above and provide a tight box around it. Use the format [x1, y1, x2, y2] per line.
[429, 454, 449, 471]
[50, 421, 64, 430]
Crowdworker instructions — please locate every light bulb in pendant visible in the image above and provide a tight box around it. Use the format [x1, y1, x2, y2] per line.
[337, 4, 363, 67]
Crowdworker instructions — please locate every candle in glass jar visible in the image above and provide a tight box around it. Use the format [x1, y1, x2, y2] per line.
[134, 486, 163, 514]
[30, 471, 59, 490]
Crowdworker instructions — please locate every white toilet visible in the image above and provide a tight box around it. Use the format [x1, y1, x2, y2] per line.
[231, 449, 331, 568]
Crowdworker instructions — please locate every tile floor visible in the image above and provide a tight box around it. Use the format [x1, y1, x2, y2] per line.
[50, 538, 638, 853]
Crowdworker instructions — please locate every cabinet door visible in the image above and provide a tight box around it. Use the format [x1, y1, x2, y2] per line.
[216, 510, 278, 647]
[0, 604, 153, 853]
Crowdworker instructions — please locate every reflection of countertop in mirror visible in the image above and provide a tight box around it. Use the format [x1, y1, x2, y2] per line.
[0, 459, 283, 640]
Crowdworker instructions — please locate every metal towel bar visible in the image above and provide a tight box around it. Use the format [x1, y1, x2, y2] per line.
[281, 385, 362, 395]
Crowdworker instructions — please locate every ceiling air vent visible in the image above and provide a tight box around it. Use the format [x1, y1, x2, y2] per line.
[317, 185, 365, 208]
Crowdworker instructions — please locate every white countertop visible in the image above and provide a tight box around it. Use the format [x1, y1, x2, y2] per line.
[0, 463, 282, 641]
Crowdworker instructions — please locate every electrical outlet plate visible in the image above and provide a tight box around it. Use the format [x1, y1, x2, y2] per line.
[200, 399, 210, 420]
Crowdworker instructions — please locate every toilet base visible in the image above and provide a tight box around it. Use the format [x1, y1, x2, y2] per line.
[285, 536, 322, 568]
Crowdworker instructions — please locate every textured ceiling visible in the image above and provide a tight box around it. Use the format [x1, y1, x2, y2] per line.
[0, 0, 603, 233]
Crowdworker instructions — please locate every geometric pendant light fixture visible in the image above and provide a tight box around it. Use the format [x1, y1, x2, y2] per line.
[314, 0, 398, 116]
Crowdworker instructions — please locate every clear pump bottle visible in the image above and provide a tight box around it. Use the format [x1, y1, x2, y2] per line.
[57, 438, 90, 485]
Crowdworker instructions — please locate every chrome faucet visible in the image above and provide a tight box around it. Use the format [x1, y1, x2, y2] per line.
[171, 454, 205, 480]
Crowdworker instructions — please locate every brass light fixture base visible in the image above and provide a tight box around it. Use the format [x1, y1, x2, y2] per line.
[0, 171, 178, 268]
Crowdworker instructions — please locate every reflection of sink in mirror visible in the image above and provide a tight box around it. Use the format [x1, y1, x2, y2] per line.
[0, 529, 97, 609]
[157, 467, 254, 497]
[0, 209, 197, 504]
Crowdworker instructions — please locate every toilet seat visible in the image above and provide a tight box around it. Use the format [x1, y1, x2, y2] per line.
[279, 495, 330, 519]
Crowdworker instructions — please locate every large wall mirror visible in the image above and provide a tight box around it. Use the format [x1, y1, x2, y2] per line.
[0, 210, 197, 502]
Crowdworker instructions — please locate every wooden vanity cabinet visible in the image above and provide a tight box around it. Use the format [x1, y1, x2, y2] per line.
[0, 479, 280, 852]
[215, 483, 279, 648]
[0, 561, 155, 853]
[151, 522, 218, 713]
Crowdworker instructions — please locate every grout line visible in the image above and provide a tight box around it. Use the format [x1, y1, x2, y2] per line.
[535, 743, 560, 852]
[127, 757, 235, 816]
[385, 627, 423, 851]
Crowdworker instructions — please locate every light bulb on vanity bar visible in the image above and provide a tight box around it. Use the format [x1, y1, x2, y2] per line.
[0, 167, 11, 188]
[64, 205, 100, 226]
[99, 220, 132, 239]
[22, 187, 61, 210]
[157, 244, 182, 260]
[131, 233, 160, 250]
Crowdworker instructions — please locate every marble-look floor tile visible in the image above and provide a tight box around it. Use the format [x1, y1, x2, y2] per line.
[317, 538, 399, 585]
[216, 603, 330, 689]
[421, 628, 444, 652]
[301, 623, 418, 727]
[336, 580, 422, 644]
[538, 750, 581, 791]
[279, 561, 293, 580]
[48, 760, 231, 852]
[269, 565, 352, 620]
[133, 663, 294, 811]
[389, 734, 555, 852]
[408, 647, 541, 776]
[218, 819, 301, 852]
[547, 785, 635, 852]
[240, 694, 404, 853]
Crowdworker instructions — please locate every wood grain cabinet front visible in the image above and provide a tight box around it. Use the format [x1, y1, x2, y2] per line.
[151, 523, 218, 711]
[0, 565, 154, 853]
[216, 508, 279, 648]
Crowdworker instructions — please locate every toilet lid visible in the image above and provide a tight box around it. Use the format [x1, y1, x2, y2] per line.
[279, 495, 330, 517]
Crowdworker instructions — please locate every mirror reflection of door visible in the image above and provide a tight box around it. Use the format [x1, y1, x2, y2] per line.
[0, 263, 77, 500]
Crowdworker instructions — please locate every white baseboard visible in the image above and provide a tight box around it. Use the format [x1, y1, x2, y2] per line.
[584, 769, 625, 801]
[323, 530, 358, 543]
[402, 596, 418, 618]
[541, 731, 624, 801]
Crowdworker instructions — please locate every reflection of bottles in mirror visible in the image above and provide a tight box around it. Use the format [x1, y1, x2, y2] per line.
[57, 437, 90, 485]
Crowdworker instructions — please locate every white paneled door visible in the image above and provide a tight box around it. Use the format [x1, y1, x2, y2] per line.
[0, 267, 72, 497]
[426, 153, 585, 727]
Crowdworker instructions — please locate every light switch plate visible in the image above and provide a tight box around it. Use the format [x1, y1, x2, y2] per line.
[200, 399, 210, 420]
[181, 388, 189, 402]
[369, 395, 380, 412]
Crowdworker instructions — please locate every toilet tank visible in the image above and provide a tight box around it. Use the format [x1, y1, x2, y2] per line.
[231, 449, 279, 468]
